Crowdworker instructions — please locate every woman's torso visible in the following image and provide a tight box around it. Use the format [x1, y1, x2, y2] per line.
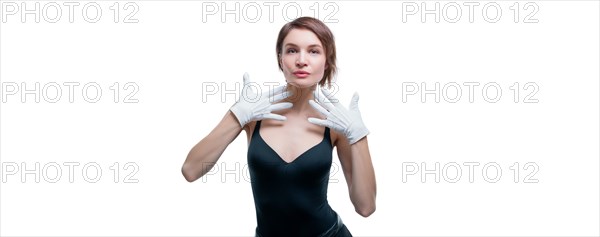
[247, 119, 338, 236]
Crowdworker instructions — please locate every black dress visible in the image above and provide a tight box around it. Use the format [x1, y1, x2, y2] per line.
[248, 120, 352, 237]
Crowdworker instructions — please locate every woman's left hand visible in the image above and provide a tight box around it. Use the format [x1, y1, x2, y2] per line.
[308, 87, 370, 145]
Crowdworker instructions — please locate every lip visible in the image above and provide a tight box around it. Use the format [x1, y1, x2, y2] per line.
[293, 70, 310, 78]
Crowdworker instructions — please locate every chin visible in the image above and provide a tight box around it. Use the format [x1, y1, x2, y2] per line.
[286, 77, 321, 89]
[288, 80, 317, 89]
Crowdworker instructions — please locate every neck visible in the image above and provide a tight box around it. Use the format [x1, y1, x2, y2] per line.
[285, 84, 317, 113]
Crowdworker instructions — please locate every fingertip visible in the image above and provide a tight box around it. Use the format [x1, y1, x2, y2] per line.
[266, 114, 287, 121]
[307, 118, 325, 127]
[353, 92, 360, 101]
[283, 90, 293, 99]
[308, 100, 319, 108]
[243, 72, 250, 83]
[315, 87, 327, 101]
[320, 87, 334, 101]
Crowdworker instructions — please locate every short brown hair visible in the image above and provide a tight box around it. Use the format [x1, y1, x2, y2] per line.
[276, 17, 337, 88]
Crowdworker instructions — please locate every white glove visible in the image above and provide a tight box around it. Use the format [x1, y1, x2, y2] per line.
[230, 73, 293, 128]
[308, 87, 369, 144]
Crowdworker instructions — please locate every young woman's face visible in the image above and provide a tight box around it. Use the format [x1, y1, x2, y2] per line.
[280, 28, 327, 89]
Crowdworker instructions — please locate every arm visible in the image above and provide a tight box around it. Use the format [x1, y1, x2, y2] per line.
[182, 73, 292, 182]
[308, 87, 376, 217]
[336, 135, 377, 217]
[181, 111, 243, 182]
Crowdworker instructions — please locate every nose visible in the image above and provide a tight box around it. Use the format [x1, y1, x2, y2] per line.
[295, 52, 307, 67]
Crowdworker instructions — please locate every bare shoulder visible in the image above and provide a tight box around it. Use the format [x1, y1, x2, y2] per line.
[332, 130, 351, 152]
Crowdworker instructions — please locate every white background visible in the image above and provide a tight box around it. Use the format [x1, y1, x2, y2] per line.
[1, 0, 599, 236]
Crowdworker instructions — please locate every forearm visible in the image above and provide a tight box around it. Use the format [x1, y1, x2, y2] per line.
[182, 111, 243, 182]
[349, 137, 377, 217]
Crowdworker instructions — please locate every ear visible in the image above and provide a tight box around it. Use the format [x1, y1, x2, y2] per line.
[278, 54, 283, 67]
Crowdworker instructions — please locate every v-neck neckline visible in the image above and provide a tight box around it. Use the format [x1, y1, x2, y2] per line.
[256, 121, 327, 165]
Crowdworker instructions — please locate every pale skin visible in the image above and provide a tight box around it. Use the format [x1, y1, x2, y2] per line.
[182, 28, 376, 217]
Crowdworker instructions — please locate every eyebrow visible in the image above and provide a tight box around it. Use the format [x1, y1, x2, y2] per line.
[284, 43, 323, 48]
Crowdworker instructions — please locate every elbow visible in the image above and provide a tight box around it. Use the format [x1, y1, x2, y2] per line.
[351, 190, 377, 217]
[356, 203, 376, 218]
[181, 163, 198, 183]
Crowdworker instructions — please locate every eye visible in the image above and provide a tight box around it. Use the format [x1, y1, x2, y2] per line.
[309, 49, 321, 54]
[286, 48, 297, 54]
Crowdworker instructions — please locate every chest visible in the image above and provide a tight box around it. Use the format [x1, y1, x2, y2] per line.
[248, 131, 333, 183]
[259, 121, 328, 163]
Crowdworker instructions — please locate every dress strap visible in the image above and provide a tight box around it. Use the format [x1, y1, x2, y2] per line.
[323, 126, 331, 147]
[252, 120, 262, 138]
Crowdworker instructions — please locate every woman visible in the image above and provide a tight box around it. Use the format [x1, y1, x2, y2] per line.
[182, 17, 376, 237]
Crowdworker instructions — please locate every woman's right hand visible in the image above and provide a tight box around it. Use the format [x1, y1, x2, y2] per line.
[229, 72, 293, 128]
